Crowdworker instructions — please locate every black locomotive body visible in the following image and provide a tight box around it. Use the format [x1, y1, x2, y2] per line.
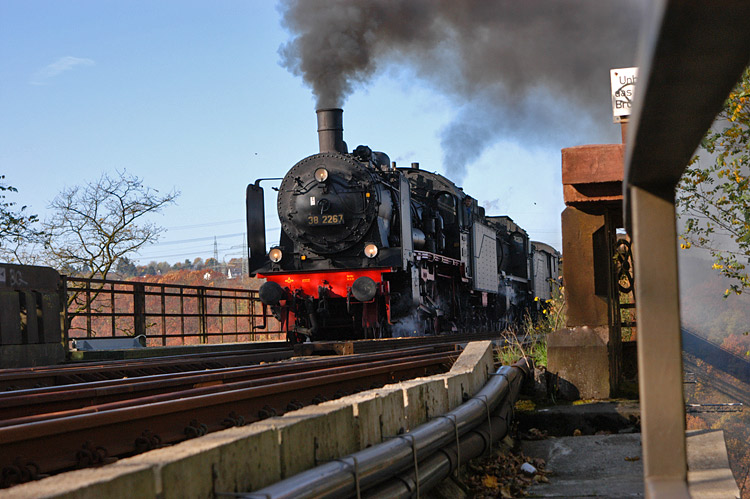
[246, 109, 559, 343]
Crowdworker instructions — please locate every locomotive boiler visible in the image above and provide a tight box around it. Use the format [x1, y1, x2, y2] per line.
[246, 109, 559, 343]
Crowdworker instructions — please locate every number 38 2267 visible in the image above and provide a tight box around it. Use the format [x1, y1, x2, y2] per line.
[307, 214, 344, 226]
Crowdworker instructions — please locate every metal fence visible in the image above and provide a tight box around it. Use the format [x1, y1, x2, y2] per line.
[63, 276, 281, 347]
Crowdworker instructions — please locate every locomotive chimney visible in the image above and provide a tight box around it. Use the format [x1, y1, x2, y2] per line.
[316, 108, 346, 154]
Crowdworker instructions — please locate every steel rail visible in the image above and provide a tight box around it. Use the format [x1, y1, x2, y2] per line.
[241, 358, 531, 498]
[0, 346, 454, 421]
[0, 353, 455, 485]
[350, 330, 512, 354]
[0, 342, 289, 376]
[0, 347, 295, 390]
[0, 332, 508, 391]
[0, 344, 449, 397]
[0, 351, 456, 426]
[683, 357, 750, 407]
[1, 345, 290, 373]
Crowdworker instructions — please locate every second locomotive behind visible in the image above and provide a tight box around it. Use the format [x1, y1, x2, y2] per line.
[247, 109, 559, 343]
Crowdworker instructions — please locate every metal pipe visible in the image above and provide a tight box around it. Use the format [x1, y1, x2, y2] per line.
[316, 108, 345, 154]
[364, 372, 521, 498]
[241, 358, 531, 499]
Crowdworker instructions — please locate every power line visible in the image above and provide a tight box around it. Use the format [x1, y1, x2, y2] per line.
[154, 226, 281, 247]
[165, 218, 245, 230]
[153, 232, 245, 246]
[133, 250, 218, 261]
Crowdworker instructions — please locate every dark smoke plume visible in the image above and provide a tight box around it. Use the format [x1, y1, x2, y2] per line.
[279, 0, 645, 181]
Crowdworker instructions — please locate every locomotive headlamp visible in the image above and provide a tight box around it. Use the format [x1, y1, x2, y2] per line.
[314, 168, 329, 182]
[268, 247, 283, 263]
[364, 243, 379, 259]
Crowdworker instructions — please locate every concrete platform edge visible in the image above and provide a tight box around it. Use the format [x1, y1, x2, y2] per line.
[521, 429, 740, 498]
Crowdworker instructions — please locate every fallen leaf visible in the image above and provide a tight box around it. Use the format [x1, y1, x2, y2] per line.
[482, 474, 499, 489]
[625, 456, 640, 462]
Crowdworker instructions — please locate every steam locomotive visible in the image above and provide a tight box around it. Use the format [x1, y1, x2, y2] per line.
[246, 109, 559, 343]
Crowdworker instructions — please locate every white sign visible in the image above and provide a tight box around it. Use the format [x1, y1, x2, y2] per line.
[610, 67, 638, 123]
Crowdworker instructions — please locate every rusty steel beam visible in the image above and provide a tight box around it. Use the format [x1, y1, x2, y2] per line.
[561, 144, 625, 207]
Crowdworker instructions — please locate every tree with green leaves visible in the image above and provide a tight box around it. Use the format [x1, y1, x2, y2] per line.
[115, 256, 138, 277]
[677, 66, 750, 296]
[0, 175, 44, 263]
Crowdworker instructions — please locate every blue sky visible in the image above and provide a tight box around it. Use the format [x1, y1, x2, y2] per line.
[1, 1, 625, 264]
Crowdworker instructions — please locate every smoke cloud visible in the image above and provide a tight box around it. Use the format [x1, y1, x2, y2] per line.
[279, 0, 645, 181]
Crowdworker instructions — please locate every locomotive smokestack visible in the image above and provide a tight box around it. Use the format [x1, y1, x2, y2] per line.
[316, 108, 346, 154]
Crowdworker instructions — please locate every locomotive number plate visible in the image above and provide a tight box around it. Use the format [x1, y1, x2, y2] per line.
[307, 214, 344, 226]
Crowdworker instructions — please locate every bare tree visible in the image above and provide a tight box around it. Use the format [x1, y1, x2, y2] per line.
[43, 171, 178, 313]
[0, 175, 44, 263]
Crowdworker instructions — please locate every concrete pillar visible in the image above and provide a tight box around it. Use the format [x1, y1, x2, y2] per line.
[548, 144, 626, 399]
[548, 207, 614, 399]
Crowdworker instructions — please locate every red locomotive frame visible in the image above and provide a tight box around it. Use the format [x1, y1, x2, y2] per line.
[259, 268, 393, 338]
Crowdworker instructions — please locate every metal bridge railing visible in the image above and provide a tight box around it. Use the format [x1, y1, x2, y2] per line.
[63, 276, 281, 348]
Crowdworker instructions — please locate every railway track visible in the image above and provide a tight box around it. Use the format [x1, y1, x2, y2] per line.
[0, 346, 455, 421]
[683, 356, 750, 407]
[0, 346, 458, 488]
[294, 331, 510, 355]
[1, 331, 509, 392]
[0, 343, 294, 391]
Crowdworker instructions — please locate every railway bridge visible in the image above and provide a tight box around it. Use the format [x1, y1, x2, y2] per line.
[2, 1, 750, 497]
